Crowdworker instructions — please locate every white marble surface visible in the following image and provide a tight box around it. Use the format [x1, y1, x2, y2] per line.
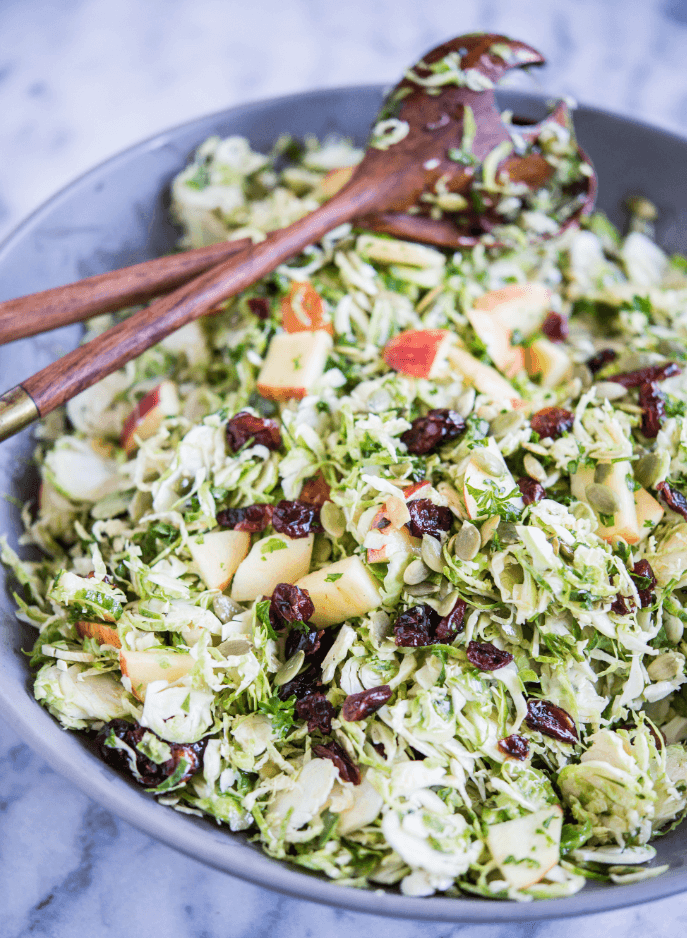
[3, 0, 687, 934]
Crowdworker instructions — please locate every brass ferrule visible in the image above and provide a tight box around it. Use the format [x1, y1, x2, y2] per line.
[0, 386, 39, 442]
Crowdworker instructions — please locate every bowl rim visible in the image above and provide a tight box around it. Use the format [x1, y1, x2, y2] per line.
[2, 83, 687, 923]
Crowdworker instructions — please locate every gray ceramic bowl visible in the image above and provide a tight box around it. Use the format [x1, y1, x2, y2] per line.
[1, 86, 687, 923]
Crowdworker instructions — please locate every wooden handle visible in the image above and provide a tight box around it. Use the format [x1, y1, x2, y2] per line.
[20, 175, 385, 418]
[0, 238, 251, 345]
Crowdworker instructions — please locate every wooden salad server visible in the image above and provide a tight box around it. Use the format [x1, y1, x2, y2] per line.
[0, 238, 252, 345]
[0, 33, 597, 442]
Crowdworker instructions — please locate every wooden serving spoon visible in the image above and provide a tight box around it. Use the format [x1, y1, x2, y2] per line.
[0, 33, 596, 441]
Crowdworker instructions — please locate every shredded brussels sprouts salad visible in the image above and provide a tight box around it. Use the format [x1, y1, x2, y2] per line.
[6, 125, 687, 903]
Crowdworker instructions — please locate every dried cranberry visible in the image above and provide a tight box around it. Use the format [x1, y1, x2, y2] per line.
[656, 481, 687, 521]
[435, 597, 467, 643]
[299, 474, 331, 508]
[609, 362, 681, 389]
[394, 604, 439, 647]
[405, 499, 452, 539]
[312, 740, 361, 785]
[285, 626, 324, 659]
[216, 503, 273, 532]
[247, 297, 270, 319]
[610, 593, 633, 615]
[517, 477, 545, 505]
[401, 409, 466, 456]
[226, 412, 281, 453]
[541, 312, 569, 343]
[295, 692, 335, 734]
[96, 719, 206, 788]
[341, 685, 392, 722]
[638, 382, 665, 439]
[631, 559, 657, 608]
[525, 698, 578, 744]
[498, 734, 530, 760]
[466, 640, 513, 671]
[277, 664, 321, 701]
[530, 407, 574, 440]
[272, 499, 323, 538]
[586, 348, 617, 375]
[271, 583, 315, 625]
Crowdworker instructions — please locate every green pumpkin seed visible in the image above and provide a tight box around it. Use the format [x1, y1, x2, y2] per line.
[404, 558, 430, 585]
[480, 515, 501, 547]
[594, 381, 627, 401]
[498, 522, 520, 545]
[421, 534, 444, 573]
[320, 501, 345, 539]
[454, 522, 481, 561]
[559, 542, 575, 562]
[218, 637, 252, 657]
[433, 588, 460, 616]
[491, 410, 525, 440]
[573, 363, 593, 390]
[404, 582, 441, 597]
[594, 462, 613, 484]
[367, 389, 392, 413]
[634, 451, 670, 489]
[523, 453, 547, 483]
[456, 387, 476, 418]
[273, 650, 305, 687]
[571, 501, 596, 523]
[472, 449, 505, 477]
[312, 537, 332, 564]
[585, 482, 621, 515]
[213, 594, 243, 623]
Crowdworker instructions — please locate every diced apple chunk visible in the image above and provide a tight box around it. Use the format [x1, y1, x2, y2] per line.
[446, 346, 523, 406]
[120, 380, 179, 456]
[75, 620, 121, 649]
[466, 284, 550, 379]
[524, 337, 573, 389]
[188, 529, 250, 591]
[486, 805, 563, 891]
[366, 525, 420, 563]
[295, 555, 382, 628]
[364, 498, 420, 562]
[257, 330, 333, 402]
[230, 534, 314, 602]
[571, 461, 640, 544]
[382, 329, 452, 379]
[463, 438, 521, 520]
[119, 648, 194, 702]
[634, 487, 665, 541]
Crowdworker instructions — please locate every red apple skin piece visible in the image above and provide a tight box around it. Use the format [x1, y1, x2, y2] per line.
[120, 380, 178, 456]
[403, 481, 431, 500]
[281, 281, 334, 336]
[472, 283, 550, 316]
[75, 620, 121, 648]
[383, 329, 452, 379]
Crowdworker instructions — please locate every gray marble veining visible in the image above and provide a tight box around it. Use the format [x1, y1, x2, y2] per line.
[3, 1, 687, 935]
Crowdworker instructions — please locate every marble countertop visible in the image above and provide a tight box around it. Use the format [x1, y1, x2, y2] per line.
[3, 1, 687, 935]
